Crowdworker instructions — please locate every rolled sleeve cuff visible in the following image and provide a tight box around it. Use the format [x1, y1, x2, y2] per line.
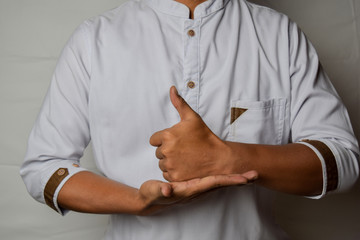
[43, 161, 87, 215]
[298, 139, 338, 199]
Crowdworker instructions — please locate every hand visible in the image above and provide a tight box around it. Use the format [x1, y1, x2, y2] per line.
[150, 86, 233, 181]
[137, 171, 258, 216]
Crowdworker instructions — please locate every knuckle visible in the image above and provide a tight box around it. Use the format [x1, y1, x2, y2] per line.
[162, 130, 171, 139]
[162, 130, 175, 141]
[161, 147, 171, 157]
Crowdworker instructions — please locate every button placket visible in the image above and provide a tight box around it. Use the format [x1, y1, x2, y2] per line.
[183, 19, 201, 112]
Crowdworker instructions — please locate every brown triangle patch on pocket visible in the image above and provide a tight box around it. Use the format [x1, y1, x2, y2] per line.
[231, 108, 247, 124]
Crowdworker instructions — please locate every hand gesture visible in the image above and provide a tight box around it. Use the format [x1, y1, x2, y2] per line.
[138, 171, 258, 215]
[150, 86, 244, 181]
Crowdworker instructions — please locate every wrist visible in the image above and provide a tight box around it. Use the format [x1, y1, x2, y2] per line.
[222, 141, 251, 174]
[133, 189, 151, 215]
[110, 188, 147, 215]
[208, 136, 239, 175]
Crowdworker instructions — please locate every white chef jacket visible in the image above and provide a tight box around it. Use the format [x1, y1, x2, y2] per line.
[21, 0, 359, 239]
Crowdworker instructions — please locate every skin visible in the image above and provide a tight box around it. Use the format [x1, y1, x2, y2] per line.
[58, 0, 322, 216]
[58, 169, 258, 216]
[175, 0, 208, 19]
[150, 87, 323, 196]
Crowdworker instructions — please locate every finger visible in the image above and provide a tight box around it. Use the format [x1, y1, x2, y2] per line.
[241, 170, 259, 181]
[196, 174, 249, 190]
[172, 174, 250, 197]
[140, 180, 172, 202]
[149, 130, 164, 147]
[163, 172, 171, 181]
[158, 159, 167, 172]
[155, 146, 165, 159]
[169, 86, 196, 121]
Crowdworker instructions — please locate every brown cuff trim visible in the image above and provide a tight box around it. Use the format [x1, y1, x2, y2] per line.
[302, 140, 338, 191]
[231, 108, 247, 124]
[44, 168, 69, 212]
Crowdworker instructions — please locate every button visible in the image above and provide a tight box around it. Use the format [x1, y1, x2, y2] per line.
[187, 81, 195, 89]
[57, 169, 66, 176]
[187, 29, 195, 37]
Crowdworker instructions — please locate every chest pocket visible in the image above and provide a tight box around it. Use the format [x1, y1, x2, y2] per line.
[229, 98, 286, 145]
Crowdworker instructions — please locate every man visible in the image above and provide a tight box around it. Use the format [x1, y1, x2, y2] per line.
[21, 0, 359, 239]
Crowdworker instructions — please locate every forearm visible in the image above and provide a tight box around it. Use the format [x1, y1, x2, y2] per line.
[57, 171, 144, 215]
[224, 142, 323, 196]
[57, 170, 258, 216]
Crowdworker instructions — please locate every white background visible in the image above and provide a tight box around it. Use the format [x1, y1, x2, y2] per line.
[1, 0, 359, 239]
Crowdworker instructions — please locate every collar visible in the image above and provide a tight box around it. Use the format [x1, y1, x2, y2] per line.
[143, 0, 230, 19]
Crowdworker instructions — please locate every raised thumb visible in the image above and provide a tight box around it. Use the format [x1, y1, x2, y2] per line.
[169, 86, 196, 121]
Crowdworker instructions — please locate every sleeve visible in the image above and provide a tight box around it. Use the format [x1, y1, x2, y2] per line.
[288, 21, 359, 198]
[20, 21, 93, 214]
